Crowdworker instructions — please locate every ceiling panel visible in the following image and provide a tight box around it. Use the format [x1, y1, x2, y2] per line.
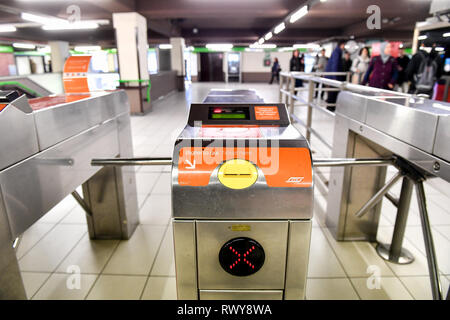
[0, 0, 435, 45]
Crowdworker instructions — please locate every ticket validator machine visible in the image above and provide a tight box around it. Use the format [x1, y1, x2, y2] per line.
[171, 103, 314, 300]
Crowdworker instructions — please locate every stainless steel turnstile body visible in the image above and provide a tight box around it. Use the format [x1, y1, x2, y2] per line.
[172, 92, 314, 300]
[0, 91, 139, 299]
[327, 91, 450, 240]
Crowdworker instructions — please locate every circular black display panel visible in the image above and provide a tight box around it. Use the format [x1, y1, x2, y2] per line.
[219, 237, 265, 276]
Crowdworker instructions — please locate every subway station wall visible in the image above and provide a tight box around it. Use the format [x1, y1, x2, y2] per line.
[241, 51, 292, 83]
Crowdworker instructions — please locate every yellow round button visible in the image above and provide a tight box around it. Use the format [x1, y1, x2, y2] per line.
[218, 159, 258, 190]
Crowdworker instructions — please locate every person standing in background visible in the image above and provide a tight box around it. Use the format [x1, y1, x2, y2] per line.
[324, 40, 346, 111]
[396, 48, 410, 92]
[290, 49, 304, 87]
[269, 57, 281, 84]
[362, 42, 398, 90]
[313, 48, 328, 98]
[342, 51, 352, 74]
[406, 44, 443, 96]
[351, 47, 370, 84]
[314, 48, 328, 73]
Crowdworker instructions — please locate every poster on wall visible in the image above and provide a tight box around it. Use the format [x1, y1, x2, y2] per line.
[0, 53, 16, 76]
[263, 53, 271, 67]
[371, 42, 401, 58]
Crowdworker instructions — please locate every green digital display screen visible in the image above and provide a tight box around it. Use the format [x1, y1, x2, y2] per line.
[211, 113, 246, 119]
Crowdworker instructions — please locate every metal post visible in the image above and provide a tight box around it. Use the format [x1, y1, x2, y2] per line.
[289, 75, 295, 121]
[279, 74, 284, 103]
[306, 79, 315, 141]
[415, 181, 443, 300]
[355, 171, 403, 218]
[376, 177, 414, 264]
[318, 82, 323, 103]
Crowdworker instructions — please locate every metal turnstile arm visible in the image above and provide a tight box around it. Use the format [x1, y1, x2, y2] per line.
[355, 171, 404, 218]
[91, 157, 173, 166]
[313, 158, 394, 167]
[92, 157, 394, 168]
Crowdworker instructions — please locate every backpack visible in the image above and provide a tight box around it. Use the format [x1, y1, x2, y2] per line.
[415, 51, 438, 93]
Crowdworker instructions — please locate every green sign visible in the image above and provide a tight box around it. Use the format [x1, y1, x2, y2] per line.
[14, 51, 48, 56]
[0, 45, 13, 53]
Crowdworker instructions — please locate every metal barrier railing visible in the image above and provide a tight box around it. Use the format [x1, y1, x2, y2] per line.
[279, 72, 413, 193]
[279, 71, 411, 143]
[280, 73, 446, 300]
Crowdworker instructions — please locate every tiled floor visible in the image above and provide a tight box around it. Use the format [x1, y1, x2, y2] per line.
[15, 82, 450, 300]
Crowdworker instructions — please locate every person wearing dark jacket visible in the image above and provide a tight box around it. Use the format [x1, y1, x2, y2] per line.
[406, 44, 443, 95]
[290, 50, 305, 87]
[324, 40, 346, 110]
[342, 51, 352, 73]
[269, 58, 281, 84]
[362, 42, 398, 90]
[396, 49, 410, 92]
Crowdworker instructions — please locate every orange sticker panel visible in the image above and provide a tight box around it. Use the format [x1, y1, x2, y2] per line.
[0, 103, 7, 112]
[254, 106, 280, 121]
[63, 78, 90, 94]
[63, 56, 92, 73]
[178, 147, 312, 188]
[63, 56, 92, 93]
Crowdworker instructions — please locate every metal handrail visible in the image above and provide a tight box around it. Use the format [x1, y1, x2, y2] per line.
[279, 71, 414, 192]
[279, 72, 414, 145]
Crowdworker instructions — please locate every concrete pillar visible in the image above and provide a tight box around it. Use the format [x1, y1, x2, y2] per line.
[49, 41, 69, 73]
[170, 37, 186, 91]
[113, 12, 150, 114]
[412, 26, 420, 55]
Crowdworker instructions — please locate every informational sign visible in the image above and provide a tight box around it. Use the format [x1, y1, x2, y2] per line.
[263, 53, 271, 67]
[63, 56, 92, 93]
[254, 106, 280, 120]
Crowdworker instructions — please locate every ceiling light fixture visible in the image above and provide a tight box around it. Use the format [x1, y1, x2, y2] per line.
[293, 43, 320, 50]
[0, 25, 17, 32]
[159, 44, 172, 49]
[289, 5, 308, 23]
[264, 32, 273, 41]
[74, 45, 101, 52]
[418, 35, 428, 40]
[21, 12, 65, 25]
[22, 12, 102, 31]
[13, 42, 36, 49]
[443, 32, 450, 38]
[258, 38, 265, 45]
[274, 22, 285, 34]
[250, 44, 277, 49]
[42, 22, 99, 30]
[205, 43, 233, 51]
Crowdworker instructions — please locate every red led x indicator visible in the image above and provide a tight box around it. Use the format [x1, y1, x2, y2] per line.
[219, 237, 265, 277]
[228, 245, 256, 270]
